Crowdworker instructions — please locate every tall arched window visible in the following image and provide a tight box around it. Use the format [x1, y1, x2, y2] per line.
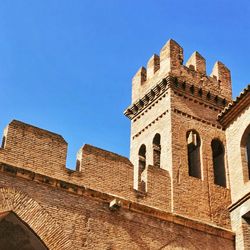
[241, 125, 250, 182]
[212, 139, 226, 187]
[153, 133, 161, 167]
[138, 144, 146, 192]
[187, 130, 201, 178]
[1, 136, 5, 148]
[246, 134, 250, 174]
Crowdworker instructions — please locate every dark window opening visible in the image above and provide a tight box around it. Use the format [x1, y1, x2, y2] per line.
[1, 136, 5, 149]
[190, 85, 194, 94]
[153, 134, 161, 167]
[246, 133, 250, 179]
[76, 159, 81, 171]
[212, 139, 226, 187]
[198, 88, 203, 97]
[241, 125, 250, 182]
[187, 130, 201, 178]
[138, 144, 146, 192]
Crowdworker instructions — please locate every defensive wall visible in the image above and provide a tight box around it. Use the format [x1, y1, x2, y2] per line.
[0, 38, 239, 249]
[0, 118, 235, 249]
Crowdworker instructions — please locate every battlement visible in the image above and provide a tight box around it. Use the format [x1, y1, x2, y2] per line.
[132, 39, 232, 103]
[0, 119, 171, 212]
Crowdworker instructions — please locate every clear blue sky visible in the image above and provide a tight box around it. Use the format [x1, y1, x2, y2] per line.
[0, 1, 249, 168]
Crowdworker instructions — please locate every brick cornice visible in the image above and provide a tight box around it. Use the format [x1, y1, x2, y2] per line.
[171, 80, 227, 111]
[218, 87, 250, 128]
[173, 108, 223, 130]
[124, 76, 228, 120]
[0, 162, 234, 240]
[124, 76, 171, 120]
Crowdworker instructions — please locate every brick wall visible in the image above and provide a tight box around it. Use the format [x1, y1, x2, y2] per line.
[0, 168, 234, 249]
[0, 120, 171, 212]
[171, 108, 231, 229]
[0, 120, 67, 176]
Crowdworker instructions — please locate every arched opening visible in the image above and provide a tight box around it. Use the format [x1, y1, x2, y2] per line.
[241, 125, 250, 182]
[187, 130, 201, 178]
[138, 144, 146, 192]
[211, 139, 226, 187]
[246, 134, 250, 175]
[1, 136, 5, 148]
[0, 211, 48, 250]
[153, 133, 161, 167]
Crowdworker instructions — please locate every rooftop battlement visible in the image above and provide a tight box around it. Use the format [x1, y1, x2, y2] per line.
[132, 39, 232, 103]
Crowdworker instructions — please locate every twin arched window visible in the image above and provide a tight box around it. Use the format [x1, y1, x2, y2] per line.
[187, 130, 226, 187]
[137, 134, 161, 192]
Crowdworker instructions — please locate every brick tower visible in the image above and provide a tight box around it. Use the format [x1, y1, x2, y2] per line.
[124, 39, 232, 228]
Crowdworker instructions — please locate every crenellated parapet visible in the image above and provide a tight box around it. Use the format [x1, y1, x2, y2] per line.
[125, 75, 228, 120]
[0, 119, 171, 212]
[131, 39, 232, 104]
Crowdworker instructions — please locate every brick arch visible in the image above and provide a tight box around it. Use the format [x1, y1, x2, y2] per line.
[0, 187, 73, 250]
[159, 235, 199, 250]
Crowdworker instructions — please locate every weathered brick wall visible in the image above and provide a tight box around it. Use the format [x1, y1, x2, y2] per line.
[0, 169, 234, 250]
[0, 120, 171, 212]
[171, 108, 231, 229]
[74, 145, 171, 211]
[0, 120, 67, 176]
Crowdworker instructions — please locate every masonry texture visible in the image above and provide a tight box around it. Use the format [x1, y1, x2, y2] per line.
[0, 39, 249, 249]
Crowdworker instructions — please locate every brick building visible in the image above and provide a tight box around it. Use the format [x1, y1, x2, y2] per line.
[0, 39, 249, 249]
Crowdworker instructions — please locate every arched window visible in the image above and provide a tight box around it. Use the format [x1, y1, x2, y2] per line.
[187, 130, 201, 178]
[1, 136, 5, 148]
[211, 139, 226, 187]
[246, 134, 250, 175]
[153, 133, 161, 167]
[138, 144, 146, 192]
[241, 125, 250, 182]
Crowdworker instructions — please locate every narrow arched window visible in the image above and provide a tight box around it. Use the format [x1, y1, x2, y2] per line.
[212, 139, 226, 187]
[187, 130, 201, 178]
[138, 144, 146, 192]
[241, 125, 250, 181]
[246, 134, 250, 175]
[1, 136, 5, 148]
[153, 133, 161, 167]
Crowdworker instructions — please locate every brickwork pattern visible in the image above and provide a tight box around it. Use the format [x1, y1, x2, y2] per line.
[0, 169, 234, 250]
